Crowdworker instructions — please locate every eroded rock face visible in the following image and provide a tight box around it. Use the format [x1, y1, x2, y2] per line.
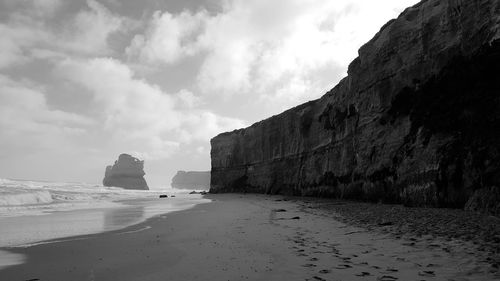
[210, 0, 500, 214]
[171, 171, 210, 190]
[103, 154, 149, 190]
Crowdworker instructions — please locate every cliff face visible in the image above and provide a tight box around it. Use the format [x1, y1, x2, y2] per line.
[103, 154, 149, 190]
[171, 171, 210, 190]
[210, 0, 500, 214]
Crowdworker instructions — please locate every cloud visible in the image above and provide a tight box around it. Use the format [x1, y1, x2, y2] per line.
[2, 0, 63, 18]
[62, 0, 124, 55]
[32, 0, 62, 16]
[0, 22, 49, 69]
[0, 0, 126, 69]
[175, 89, 201, 109]
[0, 75, 92, 155]
[127, 0, 418, 109]
[126, 10, 208, 64]
[55, 57, 244, 159]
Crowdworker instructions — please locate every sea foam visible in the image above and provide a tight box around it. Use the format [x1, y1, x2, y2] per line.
[0, 178, 180, 218]
[0, 187, 53, 206]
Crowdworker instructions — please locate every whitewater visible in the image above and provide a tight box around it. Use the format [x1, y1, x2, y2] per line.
[0, 178, 210, 268]
[0, 178, 167, 217]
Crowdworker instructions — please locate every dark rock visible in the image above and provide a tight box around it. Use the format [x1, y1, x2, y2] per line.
[189, 191, 208, 195]
[171, 171, 210, 190]
[159, 195, 168, 198]
[210, 0, 500, 213]
[465, 186, 500, 215]
[103, 154, 149, 190]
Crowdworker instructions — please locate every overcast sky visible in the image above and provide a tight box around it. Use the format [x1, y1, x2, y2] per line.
[0, 0, 418, 188]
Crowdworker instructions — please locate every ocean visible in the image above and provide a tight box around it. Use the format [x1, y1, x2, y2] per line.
[0, 178, 210, 269]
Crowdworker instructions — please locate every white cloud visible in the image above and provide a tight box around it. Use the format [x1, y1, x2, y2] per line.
[175, 89, 201, 109]
[176, 111, 246, 143]
[0, 0, 126, 69]
[0, 75, 92, 153]
[62, 0, 124, 55]
[55, 57, 244, 159]
[56, 57, 179, 135]
[127, 0, 418, 107]
[126, 10, 208, 64]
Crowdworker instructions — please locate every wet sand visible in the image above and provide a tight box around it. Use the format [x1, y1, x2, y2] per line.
[1, 194, 499, 281]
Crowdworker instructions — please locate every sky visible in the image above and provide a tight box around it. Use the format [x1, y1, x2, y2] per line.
[0, 0, 419, 188]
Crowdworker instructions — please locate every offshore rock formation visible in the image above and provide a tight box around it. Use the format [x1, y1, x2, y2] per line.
[171, 171, 210, 190]
[103, 154, 149, 190]
[210, 0, 500, 214]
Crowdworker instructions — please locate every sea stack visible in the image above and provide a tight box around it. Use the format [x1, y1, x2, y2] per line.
[171, 171, 210, 190]
[210, 0, 500, 214]
[103, 154, 149, 190]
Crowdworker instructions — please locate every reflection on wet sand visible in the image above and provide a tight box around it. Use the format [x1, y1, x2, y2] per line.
[103, 205, 145, 231]
[0, 250, 24, 270]
[0, 195, 211, 270]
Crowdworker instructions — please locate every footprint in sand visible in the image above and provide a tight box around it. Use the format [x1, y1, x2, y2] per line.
[385, 267, 398, 273]
[335, 264, 352, 269]
[377, 275, 398, 281]
[418, 270, 435, 277]
[318, 269, 331, 274]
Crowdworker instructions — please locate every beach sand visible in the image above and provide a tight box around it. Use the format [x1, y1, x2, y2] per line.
[1, 194, 499, 281]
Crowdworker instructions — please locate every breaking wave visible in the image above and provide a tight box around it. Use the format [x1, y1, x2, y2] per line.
[0, 178, 174, 217]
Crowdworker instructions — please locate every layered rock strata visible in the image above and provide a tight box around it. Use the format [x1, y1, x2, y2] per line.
[171, 171, 210, 190]
[103, 154, 149, 190]
[210, 0, 500, 214]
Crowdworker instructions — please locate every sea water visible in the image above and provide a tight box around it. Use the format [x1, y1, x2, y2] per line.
[0, 178, 210, 269]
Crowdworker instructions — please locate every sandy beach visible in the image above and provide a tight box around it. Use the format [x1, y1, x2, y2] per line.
[1, 194, 499, 281]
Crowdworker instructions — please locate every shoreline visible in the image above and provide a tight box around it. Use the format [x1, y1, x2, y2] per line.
[0, 194, 210, 248]
[2, 196, 212, 250]
[1, 194, 499, 280]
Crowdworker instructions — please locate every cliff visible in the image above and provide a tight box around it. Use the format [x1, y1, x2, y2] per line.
[210, 0, 500, 214]
[171, 171, 210, 190]
[103, 154, 149, 190]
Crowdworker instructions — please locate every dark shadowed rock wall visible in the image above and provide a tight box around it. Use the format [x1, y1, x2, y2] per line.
[210, 0, 500, 214]
[103, 154, 149, 190]
[171, 171, 210, 190]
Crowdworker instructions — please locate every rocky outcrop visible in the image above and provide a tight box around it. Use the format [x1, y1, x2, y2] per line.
[171, 171, 210, 190]
[210, 0, 500, 214]
[103, 154, 149, 190]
